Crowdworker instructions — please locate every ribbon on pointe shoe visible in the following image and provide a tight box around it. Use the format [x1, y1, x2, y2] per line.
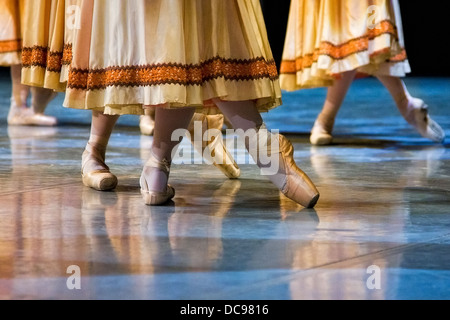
[81, 143, 118, 191]
[140, 152, 175, 206]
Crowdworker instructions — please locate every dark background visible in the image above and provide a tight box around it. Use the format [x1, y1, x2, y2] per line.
[260, 0, 450, 77]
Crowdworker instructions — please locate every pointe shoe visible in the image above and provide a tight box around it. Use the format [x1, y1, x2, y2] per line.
[188, 113, 241, 179]
[25, 113, 58, 126]
[82, 143, 118, 191]
[139, 115, 155, 136]
[7, 104, 57, 127]
[7, 98, 24, 125]
[250, 124, 320, 208]
[7, 99, 33, 126]
[278, 134, 320, 208]
[310, 121, 333, 146]
[140, 153, 175, 206]
[405, 98, 445, 143]
[8, 99, 57, 126]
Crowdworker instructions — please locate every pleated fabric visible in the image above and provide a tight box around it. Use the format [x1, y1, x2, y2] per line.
[21, 0, 282, 116]
[280, 0, 411, 90]
[21, 0, 79, 92]
[0, 0, 24, 66]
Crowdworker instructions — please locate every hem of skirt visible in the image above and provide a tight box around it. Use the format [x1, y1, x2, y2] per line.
[63, 91, 282, 116]
[280, 52, 411, 90]
[61, 78, 282, 115]
[0, 52, 21, 66]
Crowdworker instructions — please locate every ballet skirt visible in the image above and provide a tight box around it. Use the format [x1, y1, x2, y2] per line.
[21, 0, 282, 116]
[21, 0, 74, 92]
[280, 0, 411, 90]
[0, 0, 24, 66]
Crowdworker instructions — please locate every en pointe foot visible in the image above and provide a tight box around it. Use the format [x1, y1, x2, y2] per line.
[81, 143, 118, 191]
[310, 120, 333, 146]
[140, 153, 175, 206]
[405, 98, 445, 143]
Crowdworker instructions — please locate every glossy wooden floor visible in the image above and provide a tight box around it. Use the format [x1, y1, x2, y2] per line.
[0, 75, 449, 300]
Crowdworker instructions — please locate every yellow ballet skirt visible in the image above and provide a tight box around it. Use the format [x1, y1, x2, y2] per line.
[0, 0, 24, 66]
[21, 0, 281, 116]
[20, 0, 75, 92]
[280, 0, 411, 90]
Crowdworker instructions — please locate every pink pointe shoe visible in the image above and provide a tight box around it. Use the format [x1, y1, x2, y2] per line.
[278, 134, 320, 208]
[250, 124, 320, 208]
[310, 120, 333, 146]
[405, 98, 445, 143]
[8, 99, 57, 127]
[188, 113, 241, 179]
[81, 143, 118, 191]
[140, 153, 175, 206]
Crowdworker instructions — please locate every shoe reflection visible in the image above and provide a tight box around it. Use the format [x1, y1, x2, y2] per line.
[7, 125, 58, 140]
[79, 177, 243, 279]
[7, 125, 59, 170]
[82, 187, 119, 211]
[143, 179, 242, 266]
[400, 145, 448, 226]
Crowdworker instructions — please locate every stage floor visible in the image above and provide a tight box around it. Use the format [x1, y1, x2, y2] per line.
[0, 74, 449, 300]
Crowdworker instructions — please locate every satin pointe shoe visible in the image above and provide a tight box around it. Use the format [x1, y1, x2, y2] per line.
[250, 124, 320, 208]
[139, 115, 155, 136]
[140, 153, 175, 206]
[81, 143, 118, 191]
[310, 120, 333, 146]
[188, 113, 241, 179]
[7, 98, 24, 125]
[405, 98, 445, 143]
[8, 99, 57, 126]
[278, 134, 320, 208]
[25, 113, 58, 126]
[7, 99, 34, 126]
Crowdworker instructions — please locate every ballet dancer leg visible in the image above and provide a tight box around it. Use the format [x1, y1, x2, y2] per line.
[376, 75, 445, 143]
[310, 70, 357, 145]
[140, 106, 195, 205]
[7, 65, 58, 126]
[7, 64, 30, 125]
[214, 99, 320, 208]
[140, 106, 240, 179]
[28, 86, 58, 126]
[82, 111, 120, 191]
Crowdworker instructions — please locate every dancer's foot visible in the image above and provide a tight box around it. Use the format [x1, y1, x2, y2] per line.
[404, 98, 445, 143]
[8, 100, 57, 126]
[25, 113, 58, 126]
[140, 152, 175, 206]
[139, 115, 155, 136]
[310, 120, 333, 146]
[278, 134, 320, 208]
[249, 124, 320, 208]
[188, 113, 241, 179]
[81, 142, 118, 191]
[7, 99, 29, 126]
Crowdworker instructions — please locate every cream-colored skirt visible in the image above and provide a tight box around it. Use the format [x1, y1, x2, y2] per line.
[0, 0, 24, 66]
[280, 0, 411, 90]
[21, 0, 82, 92]
[21, 0, 281, 116]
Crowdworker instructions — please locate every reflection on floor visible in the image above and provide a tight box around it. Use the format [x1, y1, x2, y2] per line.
[0, 75, 449, 300]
